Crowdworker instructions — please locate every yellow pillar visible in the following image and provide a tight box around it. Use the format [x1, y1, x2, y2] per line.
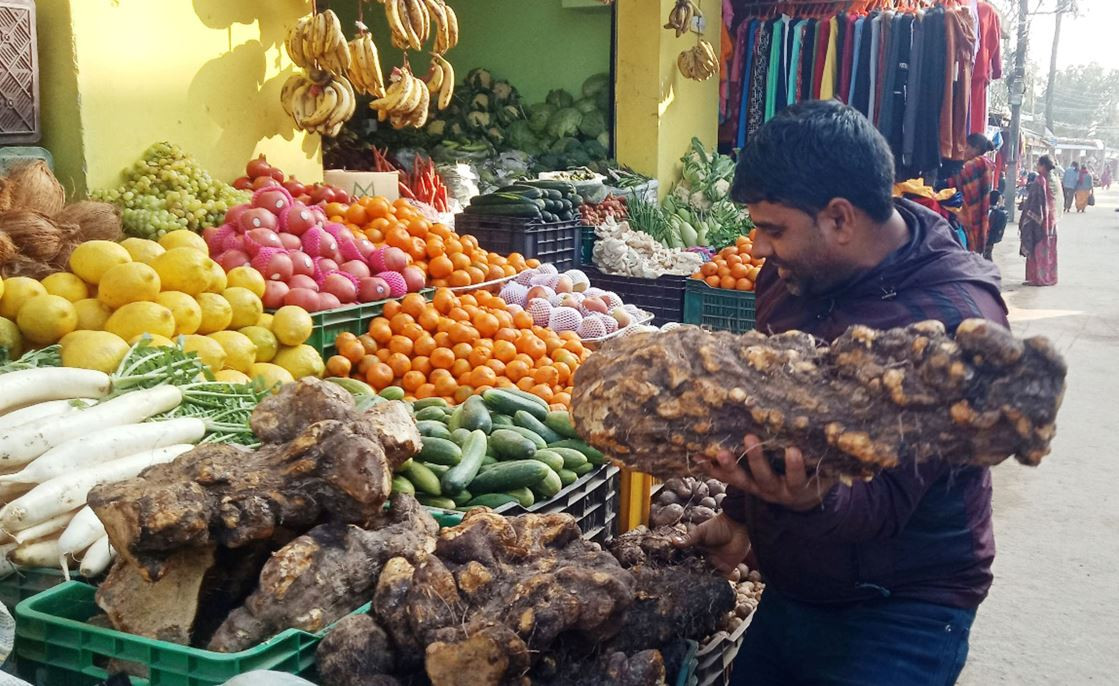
[36, 0, 323, 196]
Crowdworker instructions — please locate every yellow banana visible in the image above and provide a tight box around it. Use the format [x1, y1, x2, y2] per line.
[395, 72, 423, 115]
[287, 18, 311, 68]
[443, 3, 459, 51]
[385, 0, 411, 50]
[425, 0, 449, 54]
[291, 81, 318, 129]
[371, 72, 412, 113]
[411, 81, 431, 128]
[431, 53, 454, 110]
[400, 0, 422, 51]
[427, 58, 444, 94]
[303, 83, 338, 128]
[309, 12, 326, 59]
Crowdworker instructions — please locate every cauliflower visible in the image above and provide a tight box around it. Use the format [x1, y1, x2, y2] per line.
[592, 219, 705, 278]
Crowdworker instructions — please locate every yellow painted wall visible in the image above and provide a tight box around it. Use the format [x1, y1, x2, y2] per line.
[36, 0, 323, 197]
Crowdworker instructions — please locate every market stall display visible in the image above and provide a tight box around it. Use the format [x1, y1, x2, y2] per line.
[691, 233, 763, 292]
[233, 154, 351, 206]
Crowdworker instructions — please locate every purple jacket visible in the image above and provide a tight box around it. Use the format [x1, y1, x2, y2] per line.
[724, 199, 1007, 609]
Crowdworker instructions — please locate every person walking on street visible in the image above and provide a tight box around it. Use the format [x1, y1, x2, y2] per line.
[1061, 162, 1079, 213]
[1019, 155, 1059, 286]
[945, 133, 996, 254]
[682, 100, 1006, 686]
[1074, 164, 1094, 213]
[1101, 165, 1112, 190]
[983, 190, 1008, 261]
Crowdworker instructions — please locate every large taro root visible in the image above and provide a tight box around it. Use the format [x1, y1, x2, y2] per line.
[89, 378, 421, 581]
[572, 320, 1067, 480]
[207, 495, 439, 652]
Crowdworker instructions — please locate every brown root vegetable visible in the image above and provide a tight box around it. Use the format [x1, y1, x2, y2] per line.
[315, 614, 398, 685]
[56, 201, 123, 242]
[0, 210, 67, 261]
[5, 161, 65, 215]
[572, 321, 1067, 480]
[0, 232, 16, 263]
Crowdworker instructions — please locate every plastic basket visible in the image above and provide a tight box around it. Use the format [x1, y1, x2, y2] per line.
[675, 639, 700, 686]
[682, 280, 757, 333]
[579, 226, 597, 266]
[295, 288, 434, 359]
[581, 267, 688, 326]
[455, 214, 581, 272]
[0, 568, 70, 612]
[14, 581, 368, 686]
[694, 616, 752, 686]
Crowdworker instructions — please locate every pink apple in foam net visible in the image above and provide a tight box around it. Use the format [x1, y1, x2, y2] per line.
[283, 287, 321, 312]
[610, 307, 633, 328]
[288, 250, 315, 277]
[278, 233, 302, 250]
[340, 260, 372, 279]
[202, 226, 223, 252]
[239, 208, 278, 233]
[250, 248, 294, 282]
[223, 203, 252, 226]
[554, 275, 574, 294]
[217, 250, 251, 271]
[358, 277, 391, 302]
[322, 272, 358, 304]
[401, 265, 426, 293]
[315, 257, 339, 275]
[253, 188, 292, 215]
[283, 204, 319, 236]
[317, 292, 342, 310]
[221, 233, 245, 253]
[288, 274, 319, 291]
[525, 285, 556, 303]
[355, 238, 376, 259]
[261, 280, 290, 309]
[581, 296, 608, 315]
[381, 246, 409, 273]
[244, 229, 283, 256]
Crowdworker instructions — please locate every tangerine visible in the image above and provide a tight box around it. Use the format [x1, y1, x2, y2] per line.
[366, 362, 395, 389]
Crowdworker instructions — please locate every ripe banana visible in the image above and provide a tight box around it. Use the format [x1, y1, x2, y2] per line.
[369, 68, 432, 129]
[286, 16, 312, 69]
[425, 0, 450, 54]
[665, 0, 698, 38]
[677, 40, 718, 81]
[443, 3, 459, 51]
[287, 10, 349, 76]
[281, 70, 357, 137]
[430, 53, 455, 110]
[348, 28, 386, 98]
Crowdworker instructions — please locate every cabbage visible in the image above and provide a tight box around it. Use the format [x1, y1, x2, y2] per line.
[596, 131, 610, 149]
[551, 137, 579, 154]
[582, 73, 610, 98]
[546, 89, 575, 109]
[578, 110, 606, 138]
[528, 103, 555, 133]
[575, 98, 598, 114]
[582, 138, 608, 160]
[547, 107, 583, 138]
[508, 120, 539, 150]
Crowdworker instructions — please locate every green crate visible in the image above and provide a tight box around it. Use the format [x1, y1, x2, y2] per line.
[0, 568, 70, 612]
[682, 280, 757, 333]
[578, 226, 597, 266]
[14, 581, 368, 686]
[299, 288, 434, 359]
[676, 640, 699, 686]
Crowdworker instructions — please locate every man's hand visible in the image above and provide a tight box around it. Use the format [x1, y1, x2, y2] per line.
[673, 512, 751, 577]
[697, 434, 838, 511]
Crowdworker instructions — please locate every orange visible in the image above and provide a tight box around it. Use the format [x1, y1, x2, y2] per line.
[705, 275, 721, 287]
[451, 342, 473, 360]
[432, 288, 457, 314]
[363, 196, 392, 218]
[433, 331, 452, 348]
[411, 356, 432, 376]
[337, 338, 365, 363]
[345, 204, 368, 225]
[433, 374, 458, 397]
[522, 336, 547, 360]
[413, 333, 437, 356]
[553, 392, 571, 407]
[408, 237, 427, 261]
[735, 278, 752, 291]
[467, 346, 492, 368]
[445, 238, 464, 254]
[366, 362, 395, 389]
[505, 360, 530, 382]
[516, 377, 536, 391]
[512, 311, 534, 330]
[387, 352, 411, 378]
[474, 384, 494, 396]
[533, 355, 554, 369]
[525, 258, 540, 269]
[364, 229, 385, 244]
[357, 354, 378, 376]
[448, 270, 472, 288]
[357, 334, 378, 353]
[449, 323, 479, 345]
[486, 265, 506, 281]
[554, 349, 579, 369]
[402, 371, 426, 392]
[449, 252, 471, 271]
[324, 201, 349, 218]
[386, 227, 412, 250]
[369, 318, 392, 344]
[451, 358, 471, 378]
[415, 383, 437, 400]
[400, 293, 428, 319]
[447, 306, 470, 322]
[563, 339, 585, 355]
[533, 366, 558, 386]
[494, 327, 519, 343]
[459, 294, 478, 308]
[430, 223, 452, 239]
[720, 275, 737, 289]
[495, 377, 514, 389]
[453, 385, 474, 404]
[485, 359, 506, 376]
[502, 264, 517, 277]
[730, 263, 749, 279]
[469, 366, 497, 388]
[416, 308, 440, 332]
[425, 238, 446, 259]
[382, 300, 402, 319]
[388, 335, 413, 356]
[544, 336, 564, 354]
[430, 347, 455, 369]
[407, 218, 430, 238]
[465, 266, 486, 284]
[529, 384, 554, 401]
[492, 339, 517, 363]
[389, 313, 415, 335]
[326, 355, 351, 377]
[400, 322, 424, 341]
[701, 262, 718, 276]
[375, 348, 391, 362]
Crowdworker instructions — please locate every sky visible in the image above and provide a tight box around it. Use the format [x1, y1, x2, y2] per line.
[1024, 1, 1119, 70]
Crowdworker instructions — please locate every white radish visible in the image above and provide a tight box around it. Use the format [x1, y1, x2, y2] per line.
[9, 537, 64, 567]
[0, 398, 92, 432]
[0, 368, 111, 416]
[11, 510, 76, 544]
[0, 417, 206, 485]
[78, 535, 114, 578]
[58, 506, 105, 558]
[0, 542, 16, 578]
[0, 385, 183, 467]
[0, 444, 193, 531]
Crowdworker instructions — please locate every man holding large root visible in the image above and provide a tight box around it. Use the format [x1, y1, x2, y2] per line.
[683, 101, 1008, 685]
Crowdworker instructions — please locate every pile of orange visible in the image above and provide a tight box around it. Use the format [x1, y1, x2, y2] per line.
[322, 196, 536, 288]
[325, 289, 591, 409]
[691, 232, 765, 291]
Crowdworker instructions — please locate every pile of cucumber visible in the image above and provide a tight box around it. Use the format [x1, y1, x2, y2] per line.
[462, 180, 582, 223]
[392, 388, 605, 511]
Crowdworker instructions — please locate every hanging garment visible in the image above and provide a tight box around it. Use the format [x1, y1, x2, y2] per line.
[901, 12, 925, 170]
[914, 8, 947, 175]
[800, 20, 817, 101]
[880, 13, 914, 161]
[851, 14, 876, 115]
[847, 16, 866, 105]
[720, 17, 733, 121]
[765, 18, 785, 121]
[970, 1, 1002, 134]
[820, 16, 839, 100]
[727, 19, 755, 131]
[940, 7, 977, 160]
[788, 19, 808, 105]
[873, 11, 894, 125]
[837, 13, 856, 103]
[867, 13, 883, 122]
[747, 20, 773, 139]
[812, 17, 832, 99]
[733, 20, 758, 149]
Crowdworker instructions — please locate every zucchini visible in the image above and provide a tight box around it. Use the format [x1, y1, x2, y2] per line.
[491, 414, 515, 427]
[557, 468, 578, 486]
[460, 395, 493, 433]
[463, 203, 541, 218]
[441, 429, 488, 495]
[544, 411, 579, 439]
[391, 475, 415, 495]
[469, 460, 550, 493]
[531, 468, 563, 499]
[450, 489, 473, 507]
[502, 388, 551, 412]
[416, 420, 453, 440]
[545, 189, 564, 201]
[513, 410, 562, 444]
[531, 449, 565, 473]
[414, 406, 449, 422]
[505, 487, 535, 508]
[547, 446, 589, 469]
[378, 386, 405, 400]
[412, 397, 449, 411]
[573, 462, 596, 476]
[416, 494, 457, 510]
[422, 461, 451, 475]
[548, 439, 605, 465]
[489, 429, 537, 460]
[501, 426, 546, 451]
[465, 493, 519, 509]
[446, 403, 465, 432]
[471, 192, 544, 206]
[496, 186, 544, 199]
[402, 461, 441, 496]
[418, 437, 462, 466]
[483, 388, 548, 420]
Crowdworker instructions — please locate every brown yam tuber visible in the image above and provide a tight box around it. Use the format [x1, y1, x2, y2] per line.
[572, 321, 1067, 480]
[315, 614, 399, 685]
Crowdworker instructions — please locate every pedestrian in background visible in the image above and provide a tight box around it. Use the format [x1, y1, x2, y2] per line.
[1019, 155, 1058, 286]
[1074, 164, 1094, 213]
[1101, 165, 1112, 190]
[1061, 161, 1079, 213]
[945, 133, 996, 254]
[983, 190, 1007, 261]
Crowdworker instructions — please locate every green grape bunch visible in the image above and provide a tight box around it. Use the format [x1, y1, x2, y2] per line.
[89, 142, 251, 239]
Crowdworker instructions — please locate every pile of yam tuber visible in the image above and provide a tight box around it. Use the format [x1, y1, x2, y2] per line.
[571, 319, 1067, 480]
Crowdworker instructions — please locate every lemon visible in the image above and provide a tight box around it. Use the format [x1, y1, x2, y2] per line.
[17, 295, 78, 345]
[128, 333, 176, 348]
[97, 262, 162, 309]
[273, 344, 325, 379]
[271, 305, 314, 346]
[120, 237, 166, 264]
[205, 258, 227, 293]
[69, 241, 131, 285]
[73, 298, 113, 331]
[195, 292, 233, 334]
[226, 266, 267, 298]
[238, 325, 278, 362]
[256, 312, 273, 329]
[41, 273, 89, 302]
[222, 287, 263, 330]
[150, 247, 211, 296]
[0, 316, 22, 359]
[0, 277, 47, 320]
[181, 334, 226, 371]
[60, 330, 129, 373]
[250, 362, 295, 391]
[214, 369, 251, 384]
[208, 330, 257, 374]
[0, 278, 4, 302]
[158, 230, 209, 254]
[155, 291, 202, 336]
[104, 301, 176, 341]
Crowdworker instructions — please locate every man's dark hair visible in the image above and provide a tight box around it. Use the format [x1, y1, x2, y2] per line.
[1071, 161, 1079, 170]
[989, 190, 1002, 204]
[731, 100, 895, 223]
[1037, 155, 1055, 173]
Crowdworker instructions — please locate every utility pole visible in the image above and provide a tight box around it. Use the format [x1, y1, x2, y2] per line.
[1044, 0, 1070, 133]
[1007, 0, 1030, 223]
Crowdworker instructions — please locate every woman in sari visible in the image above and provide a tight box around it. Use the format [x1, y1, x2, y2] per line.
[1074, 165, 1094, 212]
[946, 134, 996, 253]
[1019, 155, 1058, 286]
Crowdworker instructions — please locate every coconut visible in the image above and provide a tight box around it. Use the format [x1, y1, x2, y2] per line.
[0, 179, 12, 212]
[6, 161, 65, 215]
[0, 232, 15, 263]
[56, 201, 123, 242]
[0, 255, 55, 280]
[0, 210, 67, 261]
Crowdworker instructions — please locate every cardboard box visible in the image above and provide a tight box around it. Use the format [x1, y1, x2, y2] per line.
[323, 170, 400, 200]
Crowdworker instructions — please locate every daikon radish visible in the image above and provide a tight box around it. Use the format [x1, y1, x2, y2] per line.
[0, 385, 183, 467]
[78, 535, 114, 578]
[0, 398, 92, 432]
[0, 542, 16, 578]
[0, 417, 206, 485]
[0, 444, 193, 530]
[9, 538, 64, 567]
[58, 506, 105, 558]
[11, 510, 76, 544]
[0, 368, 111, 415]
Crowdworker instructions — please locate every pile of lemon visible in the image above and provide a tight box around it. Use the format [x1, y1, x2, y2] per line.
[0, 231, 325, 383]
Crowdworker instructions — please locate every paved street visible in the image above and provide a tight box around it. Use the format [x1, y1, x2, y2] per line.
[959, 187, 1119, 684]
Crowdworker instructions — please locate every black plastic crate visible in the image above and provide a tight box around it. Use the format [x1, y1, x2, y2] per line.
[581, 267, 687, 325]
[682, 280, 757, 333]
[455, 214, 580, 271]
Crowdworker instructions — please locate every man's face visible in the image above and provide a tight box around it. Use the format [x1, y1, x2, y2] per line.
[746, 201, 853, 297]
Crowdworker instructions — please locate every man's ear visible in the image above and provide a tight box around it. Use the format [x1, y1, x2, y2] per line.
[820, 198, 859, 244]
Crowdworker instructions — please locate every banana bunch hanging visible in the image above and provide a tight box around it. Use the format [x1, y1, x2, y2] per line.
[286, 10, 351, 76]
[373, 0, 459, 130]
[381, 0, 459, 54]
[664, 0, 700, 38]
[678, 40, 719, 81]
[347, 22, 387, 98]
[281, 69, 357, 138]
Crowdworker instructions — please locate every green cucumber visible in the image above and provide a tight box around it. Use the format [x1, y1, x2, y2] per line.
[513, 411, 562, 444]
[503, 426, 547, 450]
[450, 428, 473, 446]
[468, 460, 550, 493]
[544, 411, 579, 439]
[418, 437, 462, 466]
[460, 395, 493, 433]
[502, 387, 551, 410]
[497, 185, 544, 199]
[548, 439, 605, 465]
[478, 461, 499, 473]
[547, 447, 588, 469]
[491, 414, 515, 427]
[391, 475, 415, 495]
[416, 421, 453, 440]
[489, 429, 538, 459]
[558, 469, 578, 486]
[465, 493, 519, 508]
[395, 458, 413, 474]
[463, 203, 541, 218]
[441, 430, 488, 495]
[416, 494, 457, 509]
[573, 462, 596, 476]
[422, 461, 451, 475]
[482, 389, 547, 421]
[505, 487, 535, 508]
[402, 461, 441, 496]
[414, 406, 449, 422]
[450, 489, 473, 507]
[531, 449, 565, 473]
[531, 468, 563, 499]
[378, 386, 405, 400]
[446, 403, 465, 432]
[412, 397, 449, 411]
[481, 454, 498, 466]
